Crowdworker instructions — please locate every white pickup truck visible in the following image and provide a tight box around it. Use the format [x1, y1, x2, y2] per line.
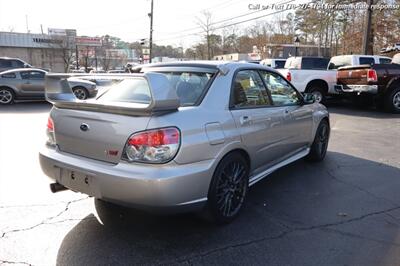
[277, 55, 392, 102]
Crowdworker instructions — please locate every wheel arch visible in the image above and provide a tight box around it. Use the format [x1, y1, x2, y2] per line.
[305, 79, 329, 94]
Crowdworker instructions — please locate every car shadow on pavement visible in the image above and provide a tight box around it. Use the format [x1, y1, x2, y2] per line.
[324, 100, 400, 119]
[0, 101, 51, 113]
[56, 152, 400, 265]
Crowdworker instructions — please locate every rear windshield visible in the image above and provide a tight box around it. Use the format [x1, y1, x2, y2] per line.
[98, 71, 215, 106]
[98, 78, 152, 104]
[328, 56, 352, 69]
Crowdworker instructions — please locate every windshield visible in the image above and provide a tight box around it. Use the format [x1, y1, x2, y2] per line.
[97, 71, 214, 106]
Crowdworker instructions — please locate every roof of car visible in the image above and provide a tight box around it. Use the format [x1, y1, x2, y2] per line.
[0, 68, 46, 74]
[137, 60, 276, 72]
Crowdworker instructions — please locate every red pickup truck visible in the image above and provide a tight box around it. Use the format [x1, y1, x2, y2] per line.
[336, 60, 400, 113]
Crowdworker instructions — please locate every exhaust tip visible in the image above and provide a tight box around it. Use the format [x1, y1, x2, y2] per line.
[50, 183, 68, 193]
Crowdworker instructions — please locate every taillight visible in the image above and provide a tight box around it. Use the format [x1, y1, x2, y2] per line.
[46, 117, 56, 146]
[47, 117, 54, 132]
[123, 127, 180, 164]
[367, 69, 377, 82]
[286, 72, 292, 82]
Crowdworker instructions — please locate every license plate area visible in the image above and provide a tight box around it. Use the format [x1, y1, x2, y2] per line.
[58, 168, 97, 197]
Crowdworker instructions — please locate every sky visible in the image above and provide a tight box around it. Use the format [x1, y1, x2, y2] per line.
[0, 0, 297, 48]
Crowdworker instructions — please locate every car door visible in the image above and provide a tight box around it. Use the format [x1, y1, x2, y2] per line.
[20, 70, 45, 96]
[259, 70, 313, 156]
[229, 69, 288, 174]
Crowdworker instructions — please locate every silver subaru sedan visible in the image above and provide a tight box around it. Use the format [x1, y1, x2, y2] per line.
[39, 61, 330, 224]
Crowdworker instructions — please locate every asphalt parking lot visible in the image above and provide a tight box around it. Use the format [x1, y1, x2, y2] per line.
[0, 101, 399, 266]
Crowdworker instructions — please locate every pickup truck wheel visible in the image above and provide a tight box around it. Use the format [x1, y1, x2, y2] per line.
[72, 87, 89, 100]
[306, 120, 330, 162]
[385, 87, 400, 113]
[308, 87, 325, 103]
[0, 87, 15, 105]
[204, 153, 249, 224]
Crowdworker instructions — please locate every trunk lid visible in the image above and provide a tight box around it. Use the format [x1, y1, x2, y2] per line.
[45, 72, 180, 164]
[52, 108, 150, 164]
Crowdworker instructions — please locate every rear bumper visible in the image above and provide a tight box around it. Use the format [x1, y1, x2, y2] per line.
[39, 146, 215, 212]
[335, 84, 378, 94]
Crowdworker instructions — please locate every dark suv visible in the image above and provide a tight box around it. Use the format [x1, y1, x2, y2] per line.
[0, 57, 32, 73]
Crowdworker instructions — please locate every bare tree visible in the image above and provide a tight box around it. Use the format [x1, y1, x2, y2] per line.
[196, 11, 214, 60]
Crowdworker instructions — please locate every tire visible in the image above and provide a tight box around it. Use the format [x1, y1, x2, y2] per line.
[308, 86, 326, 103]
[204, 152, 249, 224]
[72, 87, 89, 100]
[0, 87, 15, 105]
[306, 119, 330, 162]
[384, 86, 400, 113]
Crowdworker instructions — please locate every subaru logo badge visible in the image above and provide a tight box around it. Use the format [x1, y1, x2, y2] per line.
[80, 123, 90, 132]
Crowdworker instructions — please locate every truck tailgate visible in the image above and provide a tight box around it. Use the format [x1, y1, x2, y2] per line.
[337, 65, 371, 85]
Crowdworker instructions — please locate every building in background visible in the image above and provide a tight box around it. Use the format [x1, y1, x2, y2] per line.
[264, 44, 331, 59]
[0, 31, 71, 72]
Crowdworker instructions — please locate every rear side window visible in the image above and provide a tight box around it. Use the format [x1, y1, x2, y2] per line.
[275, 60, 286, 69]
[232, 70, 271, 108]
[302, 58, 329, 70]
[0, 59, 12, 68]
[359, 57, 375, 66]
[1, 73, 16, 78]
[328, 56, 352, 69]
[379, 58, 392, 64]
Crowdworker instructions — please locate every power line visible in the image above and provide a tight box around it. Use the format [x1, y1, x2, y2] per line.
[158, 0, 295, 37]
[154, 0, 299, 43]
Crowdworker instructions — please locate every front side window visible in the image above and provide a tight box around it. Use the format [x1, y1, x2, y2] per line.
[259, 71, 301, 106]
[11, 60, 25, 68]
[232, 70, 271, 108]
[29, 71, 45, 79]
[20, 71, 30, 79]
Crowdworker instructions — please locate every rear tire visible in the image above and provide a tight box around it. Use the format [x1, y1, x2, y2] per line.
[306, 119, 330, 162]
[308, 86, 326, 103]
[384, 86, 400, 113]
[203, 152, 249, 224]
[72, 86, 89, 100]
[0, 87, 15, 105]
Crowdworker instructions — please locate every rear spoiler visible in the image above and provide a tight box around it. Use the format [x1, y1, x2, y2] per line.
[45, 72, 180, 116]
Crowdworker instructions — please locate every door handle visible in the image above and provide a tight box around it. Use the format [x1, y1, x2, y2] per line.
[240, 116, 251, 125]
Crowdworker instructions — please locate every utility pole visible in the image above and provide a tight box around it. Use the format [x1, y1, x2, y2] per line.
[362, 0, 373, 55]
[149, 0, 154, 63]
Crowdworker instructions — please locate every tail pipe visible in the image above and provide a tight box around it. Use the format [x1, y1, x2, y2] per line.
[50, 182, 68, 193]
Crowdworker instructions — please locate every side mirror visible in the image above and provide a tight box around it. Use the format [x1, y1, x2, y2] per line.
[303, 93, 315, 104]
